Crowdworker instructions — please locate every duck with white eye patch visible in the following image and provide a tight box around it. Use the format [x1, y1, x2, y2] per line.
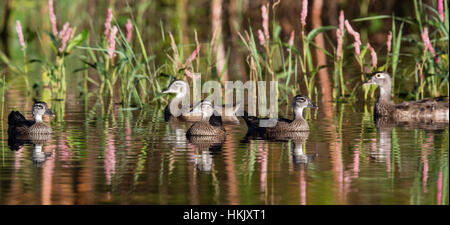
[8, 101, 54, 136]
[186, 100, 226, 137]
[162, 79, 241, 123]
[364, 72, 449, 123]
[241, 94, 317, 140]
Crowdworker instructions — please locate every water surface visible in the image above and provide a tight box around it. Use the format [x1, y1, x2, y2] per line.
[0, 86, 448, 205]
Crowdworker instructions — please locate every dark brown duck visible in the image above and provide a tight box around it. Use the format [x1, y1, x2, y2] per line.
[241, 94, 317, 139]
[8, 101, 54, 136]
[186, 101, 226, 137]
[364, 72, 449, 122]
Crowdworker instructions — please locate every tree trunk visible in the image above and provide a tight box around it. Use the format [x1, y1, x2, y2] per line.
[211, 0, 229, 82]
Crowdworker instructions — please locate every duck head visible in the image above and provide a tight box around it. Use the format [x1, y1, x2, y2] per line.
[364, 72, 391, 87]
[293, 95, 317, 119]
[200, 100, 215, 120]
[363, 72, 392, 99]
[162, 79, 189, 97]
[32, 101, 53, 122]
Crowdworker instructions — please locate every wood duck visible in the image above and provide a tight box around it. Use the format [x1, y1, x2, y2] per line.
[186, 100, 226, 137]
[162, 79, 241, 123]
[8, 101, 53, 136]
[242, 95, 317, 138]
[364, 72, 449, 122]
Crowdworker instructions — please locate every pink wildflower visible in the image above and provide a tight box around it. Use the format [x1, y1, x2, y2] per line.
[336, 29, 343, 60]
[287, 30, 295, 52]
[288, 30, 295, 46]
[344, 20, 361, 57]
[258, 29, 266, 46]
[261, 5, 270, 40]
[48, 0, 58, 36]
[338, 11, 345, 33]
[104, 8, 113, 38]
[108, 26, 118, 59]
[421, 27, 436, 57]
[15, 20, 26, 51]
[59, 22, 70, 39]
[59, 28, 71, 52]
[336, 11, 345, 60]
[126, 19, 133, 43]
[300, 0, 308, 26]
[185, 44, 201, 67]
[185, 70, 194, 79]
[438, 0, 444, 22]
[386, 31, 392, 54]
[367, 42, 377, 69]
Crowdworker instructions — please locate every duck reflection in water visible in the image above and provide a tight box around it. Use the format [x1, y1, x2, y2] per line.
[187, 135, 224, 172]
[8, 133, 52, 167]
[371, 117, 448, 163]
[290, 132, 317, 169]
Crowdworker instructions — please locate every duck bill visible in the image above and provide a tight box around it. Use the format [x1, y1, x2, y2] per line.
[307, 102, 318, 109]
[363, 77, 376, 86]
[45, 108, 54, 116]
[162, 87, 177, 94]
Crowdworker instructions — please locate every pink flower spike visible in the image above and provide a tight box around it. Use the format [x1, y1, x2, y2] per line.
[421, 27, 436, 57]
[126, 19, 133, 43]
[257, 29, 266, 46]
[344, 20, 361, 57]
[336, 29, 343, 60]
[287, 30, 295, 52]
[48, 0, 58, 36]
[104, 8, 113, 38]
[288, 30, 295, 46]
[185, 70, 194, 79]
[59, 22, 70, 39]
[338, 11, 345, 33]
[185, 44, 201, 67]
[261, 5, 270, 40]
[300, 0, 308, 26]
[386, 31, 392, 54]
[108, 26, 118, 59]
[367, 42, 377, 69]
[59, 27, 71, 52]
[438, 0, 444, 22]
[15, 20, 26, 52]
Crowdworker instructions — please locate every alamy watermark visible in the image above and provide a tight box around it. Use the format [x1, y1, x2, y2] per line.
[166, 73, 279, 127]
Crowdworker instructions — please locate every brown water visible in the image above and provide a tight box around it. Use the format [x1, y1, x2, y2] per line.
[0, 85, 448, 205]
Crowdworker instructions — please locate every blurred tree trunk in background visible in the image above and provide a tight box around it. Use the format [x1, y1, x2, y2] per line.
[312, 0, 333, 118]
[226, 0, 247, 80]
[0, 0, 11, 57]
[211, 0, 229, 82]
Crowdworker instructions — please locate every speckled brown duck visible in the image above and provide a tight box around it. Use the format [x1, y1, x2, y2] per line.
[8, 101, 54, 136]
[364, 72, 449, 123]
[186, 101, 226, 137]
[242, 95, 317, 139]
[162, 79, 241, 123]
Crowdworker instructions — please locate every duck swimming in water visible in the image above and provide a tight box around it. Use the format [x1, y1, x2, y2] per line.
[8, 101, 54, 136]
[242, 95, 317, 139]
[186, 100, 226, 137]
[162, 79, 241, 123]
[364, 72, 449, 123]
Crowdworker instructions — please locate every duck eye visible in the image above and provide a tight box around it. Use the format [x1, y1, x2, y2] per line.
[299, 97, 305, 102]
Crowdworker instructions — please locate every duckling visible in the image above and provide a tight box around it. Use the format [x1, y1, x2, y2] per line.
[8, 101, 53, 136]
[162, 79, 241, 123]
[364, 72, 449, 122]
[242, 95, 317, 138]
[186, 101, 226, 137]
